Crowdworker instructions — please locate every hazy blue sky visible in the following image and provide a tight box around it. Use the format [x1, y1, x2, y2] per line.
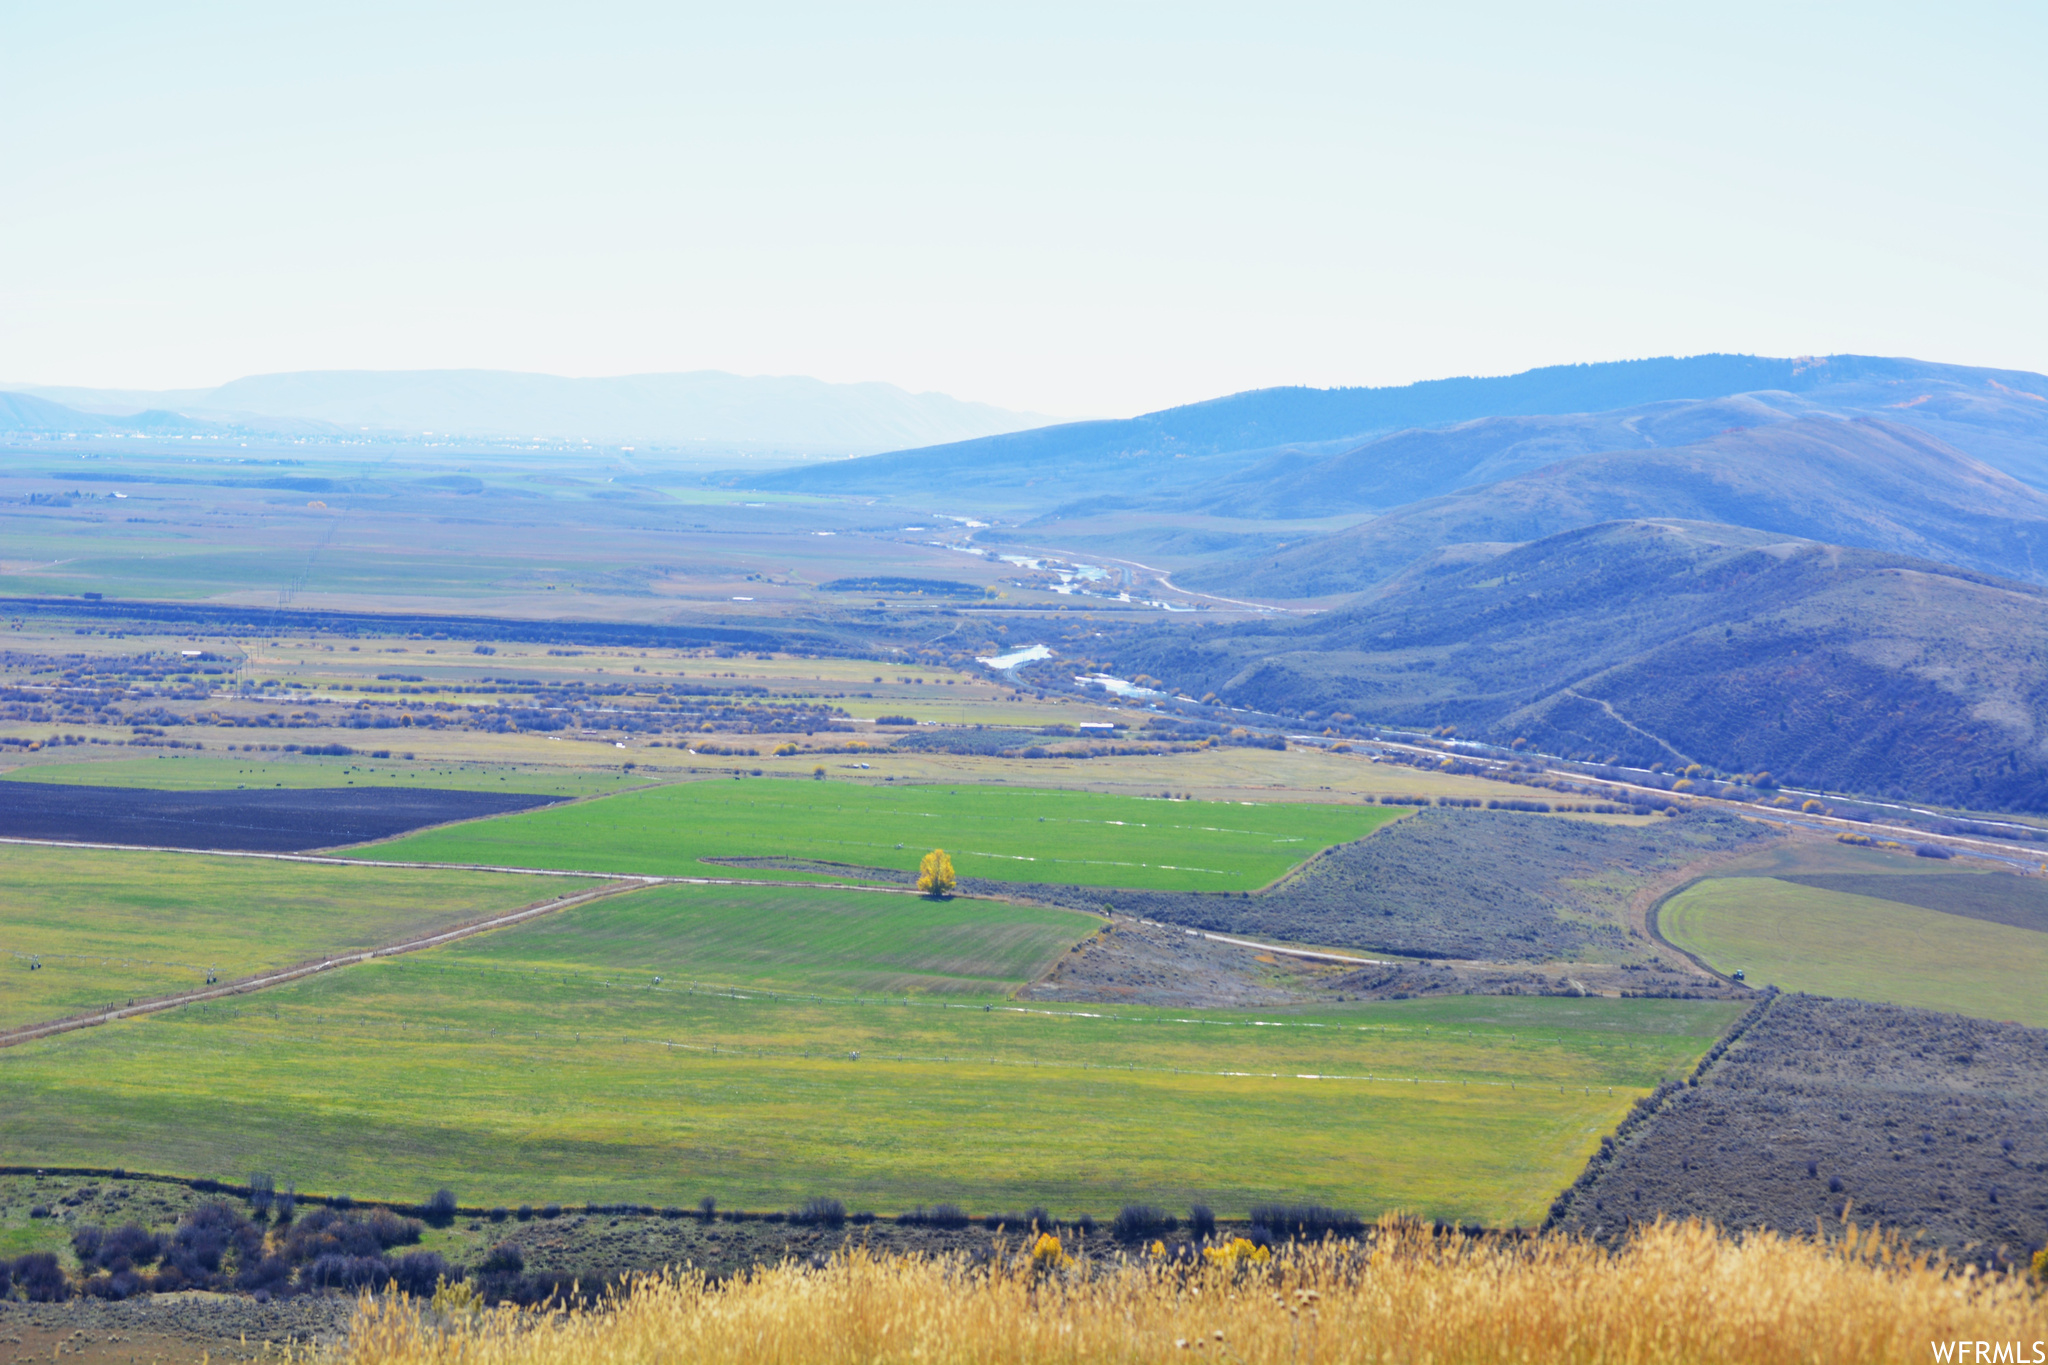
[4, 2, 2041, 416]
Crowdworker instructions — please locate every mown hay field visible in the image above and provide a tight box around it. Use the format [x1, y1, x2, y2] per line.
[1662, 876, 2048, 1027]
[0, 844, 566, 1030]
[0, 883, 1737, 1221]
[342, 1221, 2048, 1365]
[366, 779, 1402, 891]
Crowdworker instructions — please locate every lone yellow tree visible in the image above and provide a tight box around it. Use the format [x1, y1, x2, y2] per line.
[917, 848, 956, 897]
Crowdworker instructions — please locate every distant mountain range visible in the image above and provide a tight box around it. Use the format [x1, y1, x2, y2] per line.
[0, 370, 1051, 453]
[753, 353, 2048, 506]
[0, 391, 220, 438]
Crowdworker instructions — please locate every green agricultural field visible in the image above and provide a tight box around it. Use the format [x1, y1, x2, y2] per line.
[451, 882, 1100, 996]
[1660, 876, 2048, 1027]
[1772, 870, 2048, 933]
[0, 511, 626, 606]
[0, 844, 584, 1030]
[1, 754, 648, 798]
[0, 881, 1738, 1223]
[367, 778, 1401, 891]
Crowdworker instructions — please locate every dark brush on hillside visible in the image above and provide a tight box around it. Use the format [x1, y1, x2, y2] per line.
[423, 1188, 458, 1226]
[9, 1253, 67, 1303]
[1248, 1204, 1364, 1241]
[1110, 1204, 1178, 1242]
[994, 808, 1771, 962]
[1551, 994, 2048, 1267]
[898, 1203, 970, 1229]
[793, 1197, 847, 1227]
[61, 1200, 449, 1301]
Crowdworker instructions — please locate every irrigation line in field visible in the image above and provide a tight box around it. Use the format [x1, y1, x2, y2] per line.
[367, 961, 1652, 1047]
[0, 834, 1007, 904]
[155, 1008, 1631, 1101]
[626, 1036, 1626, 1098]
[177, 975, 1662, 1080]
[7, 948, 214, 972]
[0, 834, 876, 886]
[0, 834, 629, 877]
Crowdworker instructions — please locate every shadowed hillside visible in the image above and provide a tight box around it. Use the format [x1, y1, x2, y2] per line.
[1119, 520, 2048, 809]
[1180, 417, 2048, 597]
[1177, 394, 1808, 520]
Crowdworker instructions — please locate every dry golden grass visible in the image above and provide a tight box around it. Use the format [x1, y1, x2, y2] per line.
[340, 1218, 2047, 1365]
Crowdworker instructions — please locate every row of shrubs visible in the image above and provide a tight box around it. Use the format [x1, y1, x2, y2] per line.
[17, 1196, 1377, 1305]
[41, 1202, 445, 1302]
[1835, 832, 1954, 858]
[64, 1202, 616, 1309]
[14, 1174, 1366, 1248]
[487, 1198, 1359, 1244]
[875, 1202, 1365, 1245]
[9, 1170, 1381, 1307]
[1367, 794, 1648, 816]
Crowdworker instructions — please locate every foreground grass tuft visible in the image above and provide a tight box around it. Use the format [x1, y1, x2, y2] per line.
[341, 1218, 2046, 1365]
